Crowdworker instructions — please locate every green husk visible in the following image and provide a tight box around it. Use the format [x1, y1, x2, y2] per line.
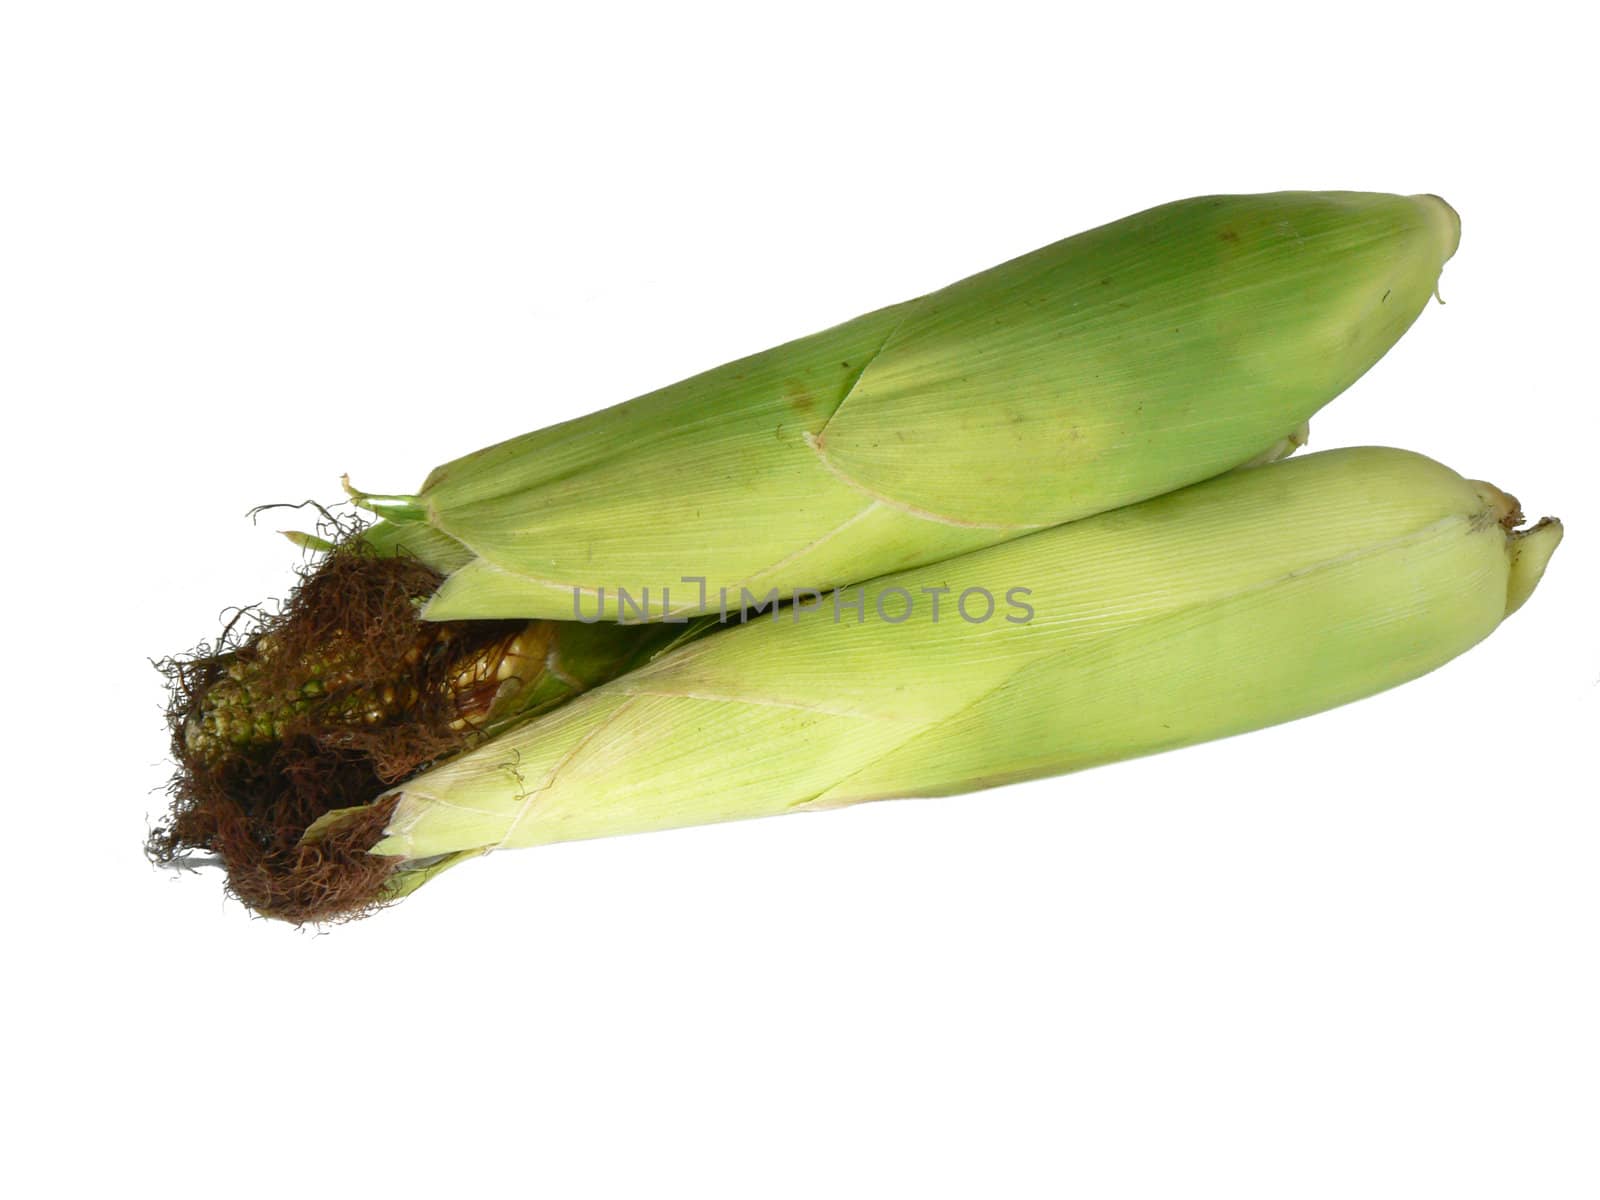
[350, 192, 1461, 621]
[339, 447, 1557, 896]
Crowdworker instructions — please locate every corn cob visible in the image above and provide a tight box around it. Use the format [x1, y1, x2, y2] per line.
[348, 192, 1461, 621]
[171, 541, 680, 775]
[297, 447, 1559, 907]
[179, 606, 673, 768]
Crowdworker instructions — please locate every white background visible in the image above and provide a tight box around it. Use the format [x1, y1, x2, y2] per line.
[4, 3, 1595, 1196]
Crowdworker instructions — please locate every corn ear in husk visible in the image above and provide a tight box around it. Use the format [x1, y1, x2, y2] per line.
[353, 192, 1461, 621]
[349, 446, 1558, 894]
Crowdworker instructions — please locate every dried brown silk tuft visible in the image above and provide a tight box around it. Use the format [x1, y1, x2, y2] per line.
[149, 543, 527, 922]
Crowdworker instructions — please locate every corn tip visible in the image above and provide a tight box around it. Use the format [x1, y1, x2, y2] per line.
[1505, 518, 1563, 617]
[1412, 193, 1462, 263]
